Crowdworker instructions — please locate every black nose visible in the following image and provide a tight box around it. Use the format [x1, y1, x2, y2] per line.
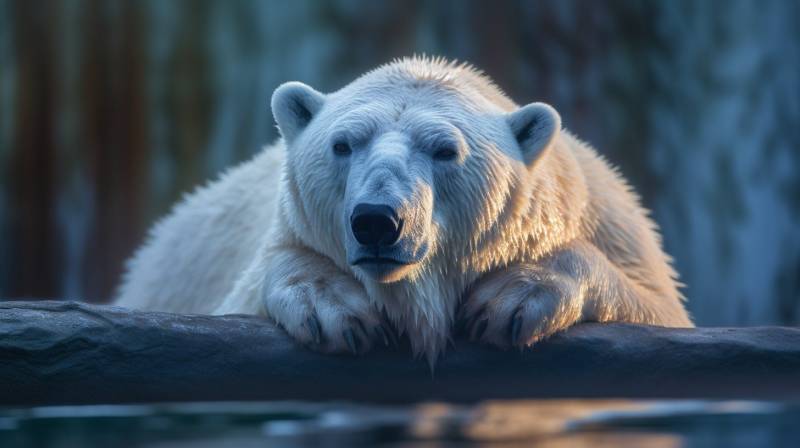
[351, 203, 402, 247]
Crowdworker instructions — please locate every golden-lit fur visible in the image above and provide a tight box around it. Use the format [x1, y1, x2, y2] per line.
[117, 57, 691, 364]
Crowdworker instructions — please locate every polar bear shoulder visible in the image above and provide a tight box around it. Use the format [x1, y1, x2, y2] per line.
[115, 145, 285, 313]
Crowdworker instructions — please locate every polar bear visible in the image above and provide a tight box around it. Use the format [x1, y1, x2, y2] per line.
[116, 57, 692, 363]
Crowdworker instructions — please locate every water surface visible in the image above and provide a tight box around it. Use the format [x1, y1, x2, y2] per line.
[1, 400, 797, 447]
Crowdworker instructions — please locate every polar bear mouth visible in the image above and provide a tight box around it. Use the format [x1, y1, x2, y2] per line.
[352, 256, 411, 266]
[347, 239, 428, 282]
[351, 255, 419, 283]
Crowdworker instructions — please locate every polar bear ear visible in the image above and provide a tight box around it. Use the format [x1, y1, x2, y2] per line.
[271, 81, 326, 143]
[506, 102, 561, 166]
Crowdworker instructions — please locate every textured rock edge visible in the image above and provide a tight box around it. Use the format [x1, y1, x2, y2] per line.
[1, 300, 799, 406]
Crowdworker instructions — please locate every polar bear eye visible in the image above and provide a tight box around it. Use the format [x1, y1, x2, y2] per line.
[432, 146, 458, 162]
[332, 142, 352, 156]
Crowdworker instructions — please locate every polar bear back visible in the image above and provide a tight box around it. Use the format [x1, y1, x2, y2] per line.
[115, 145, 285, 314]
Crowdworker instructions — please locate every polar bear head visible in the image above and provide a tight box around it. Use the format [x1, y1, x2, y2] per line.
[271, 57, 561, 287]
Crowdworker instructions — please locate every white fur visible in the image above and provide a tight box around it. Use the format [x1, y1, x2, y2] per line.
[116, 57, 692, 364]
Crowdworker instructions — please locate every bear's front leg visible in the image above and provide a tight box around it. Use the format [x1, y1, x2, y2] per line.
[461, 240, 691, 348]
[262, 245, 391, 355]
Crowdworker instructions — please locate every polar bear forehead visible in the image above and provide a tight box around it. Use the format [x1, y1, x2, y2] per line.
[323, 86, 510, 153]
[337, 56, 518, 113]
[328, 100, 468, 146]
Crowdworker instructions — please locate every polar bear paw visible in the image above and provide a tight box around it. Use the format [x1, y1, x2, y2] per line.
[461, 267, 584, 349]
[263, 271, 393, 355]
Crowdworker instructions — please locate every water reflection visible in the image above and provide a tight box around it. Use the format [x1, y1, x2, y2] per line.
[0, 399, 797, 447]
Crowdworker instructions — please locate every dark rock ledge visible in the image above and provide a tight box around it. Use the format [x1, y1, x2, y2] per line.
[1, 300, 799, 406]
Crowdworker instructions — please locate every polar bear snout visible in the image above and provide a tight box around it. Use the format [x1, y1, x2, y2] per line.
[350, 203, 403, 247]
[346, 199, 427, 283]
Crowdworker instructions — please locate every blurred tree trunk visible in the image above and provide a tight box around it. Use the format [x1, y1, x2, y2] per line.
[7, 1, 61, 298]
[80, 0, 148, 300]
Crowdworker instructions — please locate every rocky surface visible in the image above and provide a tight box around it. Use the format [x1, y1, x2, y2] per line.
[1, 300, 799, 406]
